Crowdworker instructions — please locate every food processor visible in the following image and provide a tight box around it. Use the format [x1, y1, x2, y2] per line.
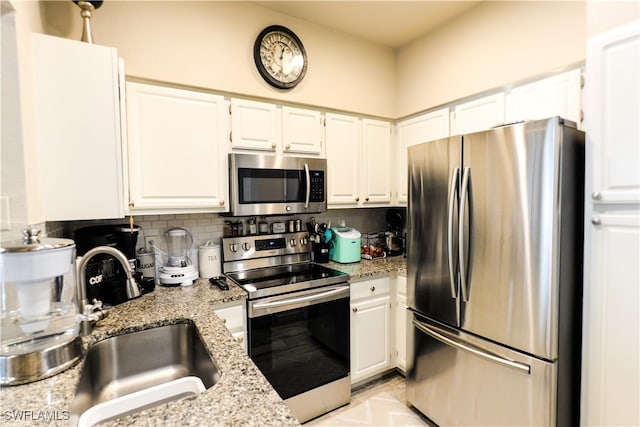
[0, 228, 83, 385]
[156, 227, 198, 287]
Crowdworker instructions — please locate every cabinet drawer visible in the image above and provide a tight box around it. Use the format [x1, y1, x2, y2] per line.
[351, 276, 390, 301]
[214, 304, 245, 331]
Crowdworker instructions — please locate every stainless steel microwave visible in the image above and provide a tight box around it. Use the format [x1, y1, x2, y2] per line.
[228, 153, 327, 216]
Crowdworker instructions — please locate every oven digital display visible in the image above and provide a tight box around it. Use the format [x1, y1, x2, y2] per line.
[255, 238, 286, 251]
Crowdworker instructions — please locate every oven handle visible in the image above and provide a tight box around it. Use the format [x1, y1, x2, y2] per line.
[249, 285, 350, 317]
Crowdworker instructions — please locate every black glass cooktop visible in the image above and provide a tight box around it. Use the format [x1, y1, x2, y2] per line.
[225, 263, 349, 299]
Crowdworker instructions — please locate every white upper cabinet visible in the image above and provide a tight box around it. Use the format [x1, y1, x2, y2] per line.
[230, 98, 279, 152]
[125, 82, 229, 213]
[325, 114, 393, 208]
[585, 22, 640, 204]
[325, 113, 361, 206]
[507, 68, 582, 127]
[395, 108, 450, 204]
[451, 92, 505, 136]
[282, 106, 324, 156]
[31, 33, 124, 221]
[361, 119, 392, 205]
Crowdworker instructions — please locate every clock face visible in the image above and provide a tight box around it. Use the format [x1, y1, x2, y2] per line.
[254, 26, 307, 89]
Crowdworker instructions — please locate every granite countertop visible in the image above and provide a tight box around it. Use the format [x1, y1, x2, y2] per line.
[0, 281, 298, 427]
[325, 255, 407, 280]
[0, 256, 406, 426]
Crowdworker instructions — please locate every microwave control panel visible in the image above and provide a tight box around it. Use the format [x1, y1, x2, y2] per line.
[309, 171, 325, 202]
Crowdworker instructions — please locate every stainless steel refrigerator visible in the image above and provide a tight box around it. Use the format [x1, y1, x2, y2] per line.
[406, 117, 584, 426]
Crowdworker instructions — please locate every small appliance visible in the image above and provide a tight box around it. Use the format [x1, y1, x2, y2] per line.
[156, 227, 198, 287]
[74, 224, 153, 306]
[1, 228, 83, 385]
[228, 153, 327, 216]
[385, 208, 405, 256]
[329, 227, 361, 263]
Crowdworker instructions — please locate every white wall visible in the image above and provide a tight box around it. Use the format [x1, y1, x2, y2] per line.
[1, 0, 46, 241]
[395, 1, 586, 117]
[41, 1, 396, 118]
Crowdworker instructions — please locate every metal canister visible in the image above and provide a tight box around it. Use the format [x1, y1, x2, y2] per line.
[288, 220, 295, 233]
[295, 219, 301, 232]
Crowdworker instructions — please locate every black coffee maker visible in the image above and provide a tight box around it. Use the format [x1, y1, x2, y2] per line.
[75, 224, 154, 306]
[385, 208, 405, 256]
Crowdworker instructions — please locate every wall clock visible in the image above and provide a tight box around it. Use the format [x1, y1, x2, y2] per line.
[254, 25, 307, 89]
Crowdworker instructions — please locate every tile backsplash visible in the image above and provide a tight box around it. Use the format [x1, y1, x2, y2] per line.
[47, 207, 404, 253]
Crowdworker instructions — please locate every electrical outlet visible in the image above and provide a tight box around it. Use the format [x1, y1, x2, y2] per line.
[144, 236, 156, 250]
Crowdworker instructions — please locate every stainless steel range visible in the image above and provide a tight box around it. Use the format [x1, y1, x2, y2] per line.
[222, 232, 351, 423]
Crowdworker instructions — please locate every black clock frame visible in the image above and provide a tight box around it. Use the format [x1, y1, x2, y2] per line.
[253, 25, 307, 90]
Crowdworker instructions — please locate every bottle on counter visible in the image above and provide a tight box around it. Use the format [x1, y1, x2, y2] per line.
[258, 217, 269, 234]
[247, 217, 258, 235]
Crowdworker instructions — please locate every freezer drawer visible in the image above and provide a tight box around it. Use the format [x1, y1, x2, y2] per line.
[406, 314, 558, 427]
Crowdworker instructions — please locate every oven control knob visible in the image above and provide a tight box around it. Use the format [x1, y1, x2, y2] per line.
[300, 237, 308, 245]
[229, 243, 239, 252]
[242, 242, 251, 251]
[289, 239, 297, 247]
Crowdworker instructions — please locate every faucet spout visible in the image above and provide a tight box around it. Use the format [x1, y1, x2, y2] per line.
[77, 245, 142, 313]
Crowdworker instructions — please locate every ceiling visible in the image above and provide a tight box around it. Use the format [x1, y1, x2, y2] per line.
[250, 1, 481, 48]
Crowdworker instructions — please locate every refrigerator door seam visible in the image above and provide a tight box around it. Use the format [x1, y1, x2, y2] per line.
[459, 167, 472, 302]
[413, 318, 531, 374]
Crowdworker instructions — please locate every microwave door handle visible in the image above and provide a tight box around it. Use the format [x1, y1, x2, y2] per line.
[304, 163, 311, 209]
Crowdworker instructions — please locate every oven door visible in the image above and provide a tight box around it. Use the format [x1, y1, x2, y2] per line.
[229, 153, 326, 216]
[247, 285, 350, 400]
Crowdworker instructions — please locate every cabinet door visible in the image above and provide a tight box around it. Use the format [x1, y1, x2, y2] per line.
[282, 106, 324, 156]
[230, 98, 279, 152]
[125, 82, 229, 212]
[585, 20, 640, 204]
[31, 34, 124, 221]
[451, 92, 505, 136]
[350, 295, 391, 384]
[361, 119, 392, 205]
[395, 293, 407, 372]
[396, 108, 450, 204]
[582, 214, 640, 427]
[325, 113, 360, 206]
[507, 69, 582, 126]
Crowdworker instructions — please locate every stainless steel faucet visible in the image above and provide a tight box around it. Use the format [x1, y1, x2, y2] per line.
[76, 246, 141, 334]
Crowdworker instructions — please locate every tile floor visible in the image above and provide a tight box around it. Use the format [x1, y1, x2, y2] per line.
[305, 372, 433, 426]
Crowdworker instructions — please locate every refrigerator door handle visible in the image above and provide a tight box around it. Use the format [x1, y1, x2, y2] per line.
[447, 167, 460, 299]
[413, 318, 531, 374]
[459, 167, 472, 302]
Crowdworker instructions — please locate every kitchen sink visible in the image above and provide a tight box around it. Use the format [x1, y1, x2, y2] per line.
[70, 323, 220, 427]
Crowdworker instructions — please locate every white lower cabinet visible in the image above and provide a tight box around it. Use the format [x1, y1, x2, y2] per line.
[350, 276, 392, 384]
[213, 301, 246, 352]
[394, 275, 407, 372]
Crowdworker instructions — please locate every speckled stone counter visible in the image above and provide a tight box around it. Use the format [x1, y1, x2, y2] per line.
[0, 257, 406, 426]
[325, 255, 406, 280]
[0, 280, 298, 427]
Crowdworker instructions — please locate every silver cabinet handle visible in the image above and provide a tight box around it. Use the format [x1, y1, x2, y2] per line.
[592, 192, 602, 200]
[219, 200, 225, 206]
[365, 197, 370, 202]
[355, 197, 360, 202]
[592, 217, 602, 226]
[413, 318, 530, 374]
[271, 143, 277, 150]
[353, 307, 358, 313]
[285, 144, 291, 150]
[447, 167, 460, 299]
[370, 286, 375, 292]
